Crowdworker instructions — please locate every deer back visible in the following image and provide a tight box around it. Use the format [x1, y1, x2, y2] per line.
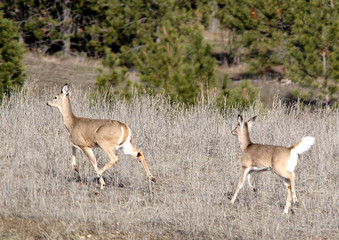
[69, 117, 129, 148]
[241, 143, 291, 169]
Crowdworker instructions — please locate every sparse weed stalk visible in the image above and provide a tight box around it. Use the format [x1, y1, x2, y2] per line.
[0, 82, 338, 239]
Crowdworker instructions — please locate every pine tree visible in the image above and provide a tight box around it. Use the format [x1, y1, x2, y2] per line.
[286, 0, 339, 104]
[216, 0, 339, 104]
[0, 0, 103, 55]
[91, 0, 202, 62]
[216, 0, 293, 72]
[0, 13, 26, 97]
[95, 48, 129, 97]
[186, 26, 217, 104]
[133, 22, 198, 104]
[227, 80, 259, 108]
[92, 0, 215, 105]
[133, 23, 217, 105]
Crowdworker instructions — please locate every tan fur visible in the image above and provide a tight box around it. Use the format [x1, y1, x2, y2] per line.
[47, 84, 155, 189]
[230, 115, 314, 214]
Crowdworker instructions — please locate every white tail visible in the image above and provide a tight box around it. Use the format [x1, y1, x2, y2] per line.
[230, 115, 315, 214]
[47, 84, 155, 189]
[291, 137, 315, 155]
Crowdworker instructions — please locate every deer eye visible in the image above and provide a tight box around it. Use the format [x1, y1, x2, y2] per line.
[54, 96, 58, 100]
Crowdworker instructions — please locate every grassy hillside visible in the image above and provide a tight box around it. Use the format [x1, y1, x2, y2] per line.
[0, 81, 338, 239]
[22, 53, 101, 89]
[22, 52, 295, 106]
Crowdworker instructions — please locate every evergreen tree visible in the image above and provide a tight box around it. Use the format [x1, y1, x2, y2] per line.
[92, 0, 215, 104]
[216, 0, 339, 104]
[0, 0, 102, 55]
[286, 0, 339, 104]
[95, 47, 130, 97]
[216, 0, 293, 72]
[90, 0, 206, 62]
[0, 13, 26, 97]
[133, 24, 216, 105]
[186, 26, 217, 104]
[133, 22, 198, 104]
[228, 80, 259, 108]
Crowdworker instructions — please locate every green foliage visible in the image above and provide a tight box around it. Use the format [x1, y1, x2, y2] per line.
[90, 1, 215, 105]
[230, 80, 258, 106]
[217, 0, 339, 104]
[133, 22, 194, 103]
[0, 0, 103, 55]
[216, 0, 292, 71]
[85, 1, 216, 105]
[286, 0, 339, 103]
[1, 0, 220, 106]
[186, 27, 217, 103]
[89, 0, 211, 60]
[133, 24, 216, 105]
[0, 13, 26, 97]
[95, 48, 130, 98]
[218, 79, 259, 110]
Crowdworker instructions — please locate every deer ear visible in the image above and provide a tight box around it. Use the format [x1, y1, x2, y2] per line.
[247, 116, 257, 128]
[61, 84, 71, 96]
[237, 115, 244, 127]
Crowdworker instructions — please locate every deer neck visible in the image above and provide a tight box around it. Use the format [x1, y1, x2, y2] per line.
[59, 97, 76, 132]
[239, 129, 252, 151]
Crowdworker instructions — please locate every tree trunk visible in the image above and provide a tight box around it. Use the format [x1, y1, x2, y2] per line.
[62, 0, 71, 55]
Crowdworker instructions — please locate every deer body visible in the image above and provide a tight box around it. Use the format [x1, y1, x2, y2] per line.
[47, 84, 155, 189]
[67, 117, 127, 149]
[231, 115, 314, 214]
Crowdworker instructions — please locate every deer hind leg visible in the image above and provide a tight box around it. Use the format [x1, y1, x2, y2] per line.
[121, 140, 155, 182]
[247, 173, 256, 192]
[72, 145, 79, 173]
[82, 147, 106, 189]
[230, 166, 252, 204]
[289, 172, 298, 203]
[283, 178, 292, 214]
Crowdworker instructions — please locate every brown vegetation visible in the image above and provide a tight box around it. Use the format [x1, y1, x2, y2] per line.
[0, 78, 338, 239]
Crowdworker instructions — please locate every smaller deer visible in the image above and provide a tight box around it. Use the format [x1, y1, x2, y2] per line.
[47, 84, 155, 189]
[230, 115, 315, 214]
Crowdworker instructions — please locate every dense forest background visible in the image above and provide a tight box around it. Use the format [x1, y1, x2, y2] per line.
[1, 0, 338, 107]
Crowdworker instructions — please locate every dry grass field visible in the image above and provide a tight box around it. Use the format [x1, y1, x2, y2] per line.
[0, 80, 338, 239]
[0, 54, 338, 239]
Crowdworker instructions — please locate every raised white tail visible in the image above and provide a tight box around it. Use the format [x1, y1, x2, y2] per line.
[291, 136, 315, 155]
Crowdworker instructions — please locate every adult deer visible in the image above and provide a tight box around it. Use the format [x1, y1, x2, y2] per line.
[230, 115, 314, 214]
[47, 84, 155, 189]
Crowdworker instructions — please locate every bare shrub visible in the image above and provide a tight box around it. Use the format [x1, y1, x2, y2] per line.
[0, 82, 338, 239]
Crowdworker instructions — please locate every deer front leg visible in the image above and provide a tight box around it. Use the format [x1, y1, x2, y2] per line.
[97, 142, 119, 178]
[82, 147, 106, 189]
[230, 167, 252, 204]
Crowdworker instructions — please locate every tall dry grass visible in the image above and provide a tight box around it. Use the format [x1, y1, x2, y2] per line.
[0, 82, 338, 239]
